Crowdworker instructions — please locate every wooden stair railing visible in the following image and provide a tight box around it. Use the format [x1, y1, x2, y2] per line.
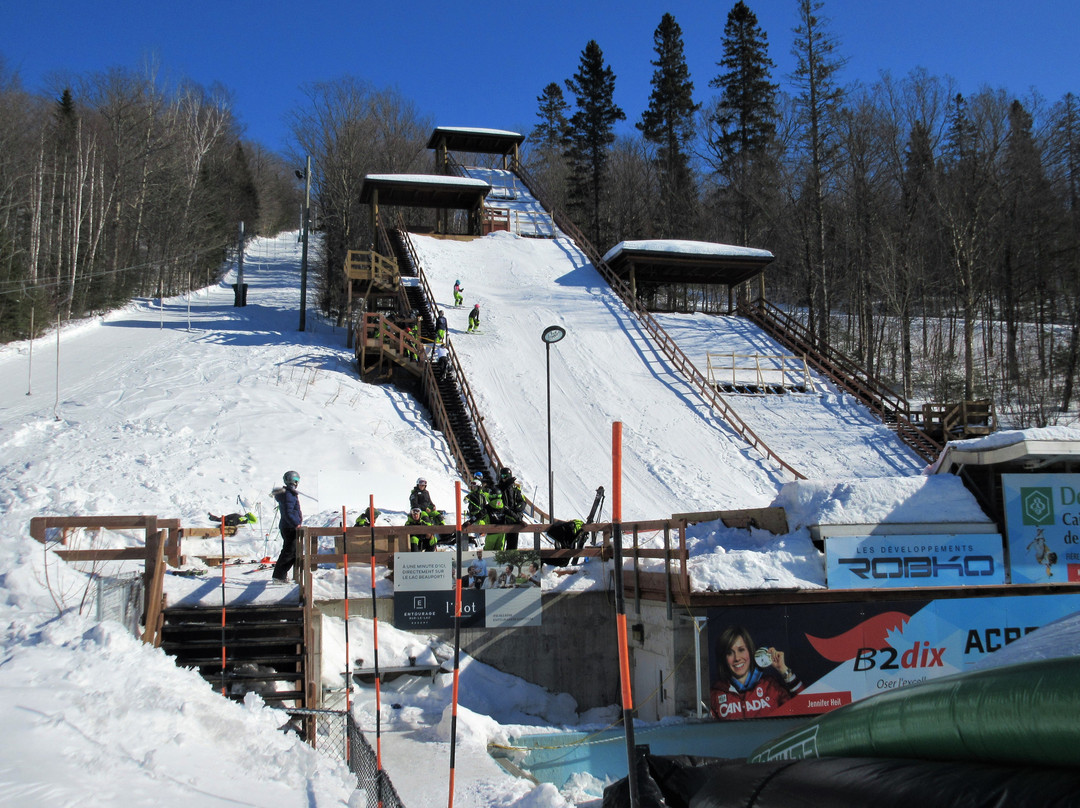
[354, 312, 422, 378]
[738, 298, 943, 462]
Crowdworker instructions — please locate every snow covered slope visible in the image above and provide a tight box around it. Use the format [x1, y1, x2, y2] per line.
[412, 167, 923, 520]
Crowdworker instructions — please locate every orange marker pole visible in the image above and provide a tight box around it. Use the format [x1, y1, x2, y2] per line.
[220, 516, 227, 697]
[342, 506, 351, 726]
[368, 495, 384, 807]
[448, 481, 463, 808]
[611, 422, 640, 807]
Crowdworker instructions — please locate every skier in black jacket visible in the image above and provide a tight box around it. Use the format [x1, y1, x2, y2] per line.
[271, 470, 302, 583]
[410, 477, 436, 516]
[498, 467, 526, 550]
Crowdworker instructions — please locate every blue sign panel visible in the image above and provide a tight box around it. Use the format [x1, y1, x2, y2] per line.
[825, 533, 1005, 589]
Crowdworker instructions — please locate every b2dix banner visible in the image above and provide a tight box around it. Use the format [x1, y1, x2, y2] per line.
[706, 593, 1080, 720]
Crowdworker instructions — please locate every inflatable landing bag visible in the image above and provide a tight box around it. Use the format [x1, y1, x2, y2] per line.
[603, 753, 731, 808]
[688, 757, 1080, 808]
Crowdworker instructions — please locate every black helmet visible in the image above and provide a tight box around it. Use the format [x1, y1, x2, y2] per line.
[283, 470, 300, 486]
[500, 467, 512, 478]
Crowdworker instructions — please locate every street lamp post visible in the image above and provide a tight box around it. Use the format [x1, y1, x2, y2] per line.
[542, 325, 566, 523]
[298, 156, 311, 332]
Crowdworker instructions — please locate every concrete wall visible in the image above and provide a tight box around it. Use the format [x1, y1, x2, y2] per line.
[321, 590, 624, 711]
[622, 599, 704, 721]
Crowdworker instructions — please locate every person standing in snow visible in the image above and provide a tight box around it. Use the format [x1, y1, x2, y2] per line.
[498, 467, 526, 550]
[464, 472, 488, 525]
[432, 343, 449, 382]
[410, 477, 436, 516]
[482, 484, 507, 551]
[435, 310, 448, 344]
[453, 280, 463, 307]
[467, 303, 480, 333]
[271, 470, 302, 583]
[406, 507, 436, 551]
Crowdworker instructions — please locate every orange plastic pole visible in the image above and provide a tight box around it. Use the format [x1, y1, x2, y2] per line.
[448, 481, 463, 808]
[220, 516, 227, 697]
[612, 422, 622, 522]
[368, 495, 383, 806]
[342, 506, 351, 726]
[611, 422, 639, 807]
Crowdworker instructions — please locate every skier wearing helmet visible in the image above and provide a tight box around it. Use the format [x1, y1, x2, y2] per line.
[271, 470, 302, 583]
[467, 303, 480, 333]
[498, 467, 526, 550]
[453, 280, 463, 307]
[465, 472, 489, 526]
[406, 506, 436, 551]
[409, 477, 436, 515]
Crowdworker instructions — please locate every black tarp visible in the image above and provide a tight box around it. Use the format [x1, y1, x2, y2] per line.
[601, 753, 1080, 808]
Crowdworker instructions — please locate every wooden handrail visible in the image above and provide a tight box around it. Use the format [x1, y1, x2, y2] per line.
[738, 298, 943, 461]
[511, 158, 804, 481]
[343, 249, 399, 286]
[356, 312, 422, 367]
[706, 351, 817, 391]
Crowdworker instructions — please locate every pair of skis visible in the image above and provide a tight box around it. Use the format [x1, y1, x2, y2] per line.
[570, 486, 606, 565]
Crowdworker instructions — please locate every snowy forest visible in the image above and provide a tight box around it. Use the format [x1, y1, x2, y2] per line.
[2, 0, 1079, 429]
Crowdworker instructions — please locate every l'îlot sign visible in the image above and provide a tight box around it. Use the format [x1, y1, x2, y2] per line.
[392, 551, 541, 630]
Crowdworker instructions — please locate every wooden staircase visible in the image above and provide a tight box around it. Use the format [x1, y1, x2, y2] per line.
[738, 298, 944, 462]
[159, 605, 305, 706]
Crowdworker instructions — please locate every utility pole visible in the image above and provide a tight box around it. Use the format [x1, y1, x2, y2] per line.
[299, 156, 311, 332]
[235, 221, 245, 307]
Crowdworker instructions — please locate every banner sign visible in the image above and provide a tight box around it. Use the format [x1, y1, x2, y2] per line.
[1002, 473, 1080, 584]
[392, 550, 542, 629]
[706, 593, 1080, 720]
[825, 533, 1004, 589]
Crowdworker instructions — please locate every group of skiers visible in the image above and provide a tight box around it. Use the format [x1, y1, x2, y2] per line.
[267, 467, 528, 581]
[464, 467, 526, 551]
[405, 468, 525, 552]
[436, 281, 480, 343]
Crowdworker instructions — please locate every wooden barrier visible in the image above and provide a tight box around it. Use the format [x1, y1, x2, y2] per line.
[30, 515, 182, 567]
[141, 530, 167, 646]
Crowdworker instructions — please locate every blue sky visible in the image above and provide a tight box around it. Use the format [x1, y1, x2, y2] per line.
[7, 0, 1079, 156]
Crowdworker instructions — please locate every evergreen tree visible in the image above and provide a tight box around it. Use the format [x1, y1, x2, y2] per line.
[791, 0, 846, 345]
[528, 83, 572, 210]
[1050, 93, 1080, 411]
[532, 83, 570, 150]
[708, 1, 778, 245]
[939, 92, 994, 401]
[897, 119, 940, 396]
[638, 13, 699, 238]
[563, 40, 625, 246]
[999, 99, 1054, 390]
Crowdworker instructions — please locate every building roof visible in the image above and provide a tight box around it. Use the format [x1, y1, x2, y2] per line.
[425, 126, 525, 155]
[932, 428, 1080, 475]
[602, 239, 775, 287]
[359, 173, 492, 209]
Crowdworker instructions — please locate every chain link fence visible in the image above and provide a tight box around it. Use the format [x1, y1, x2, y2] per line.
[95, 572, 144, 637]
[284, 708, 406, 808]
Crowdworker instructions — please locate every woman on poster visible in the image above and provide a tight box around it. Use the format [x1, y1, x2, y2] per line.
[710, 625, 803, 720]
